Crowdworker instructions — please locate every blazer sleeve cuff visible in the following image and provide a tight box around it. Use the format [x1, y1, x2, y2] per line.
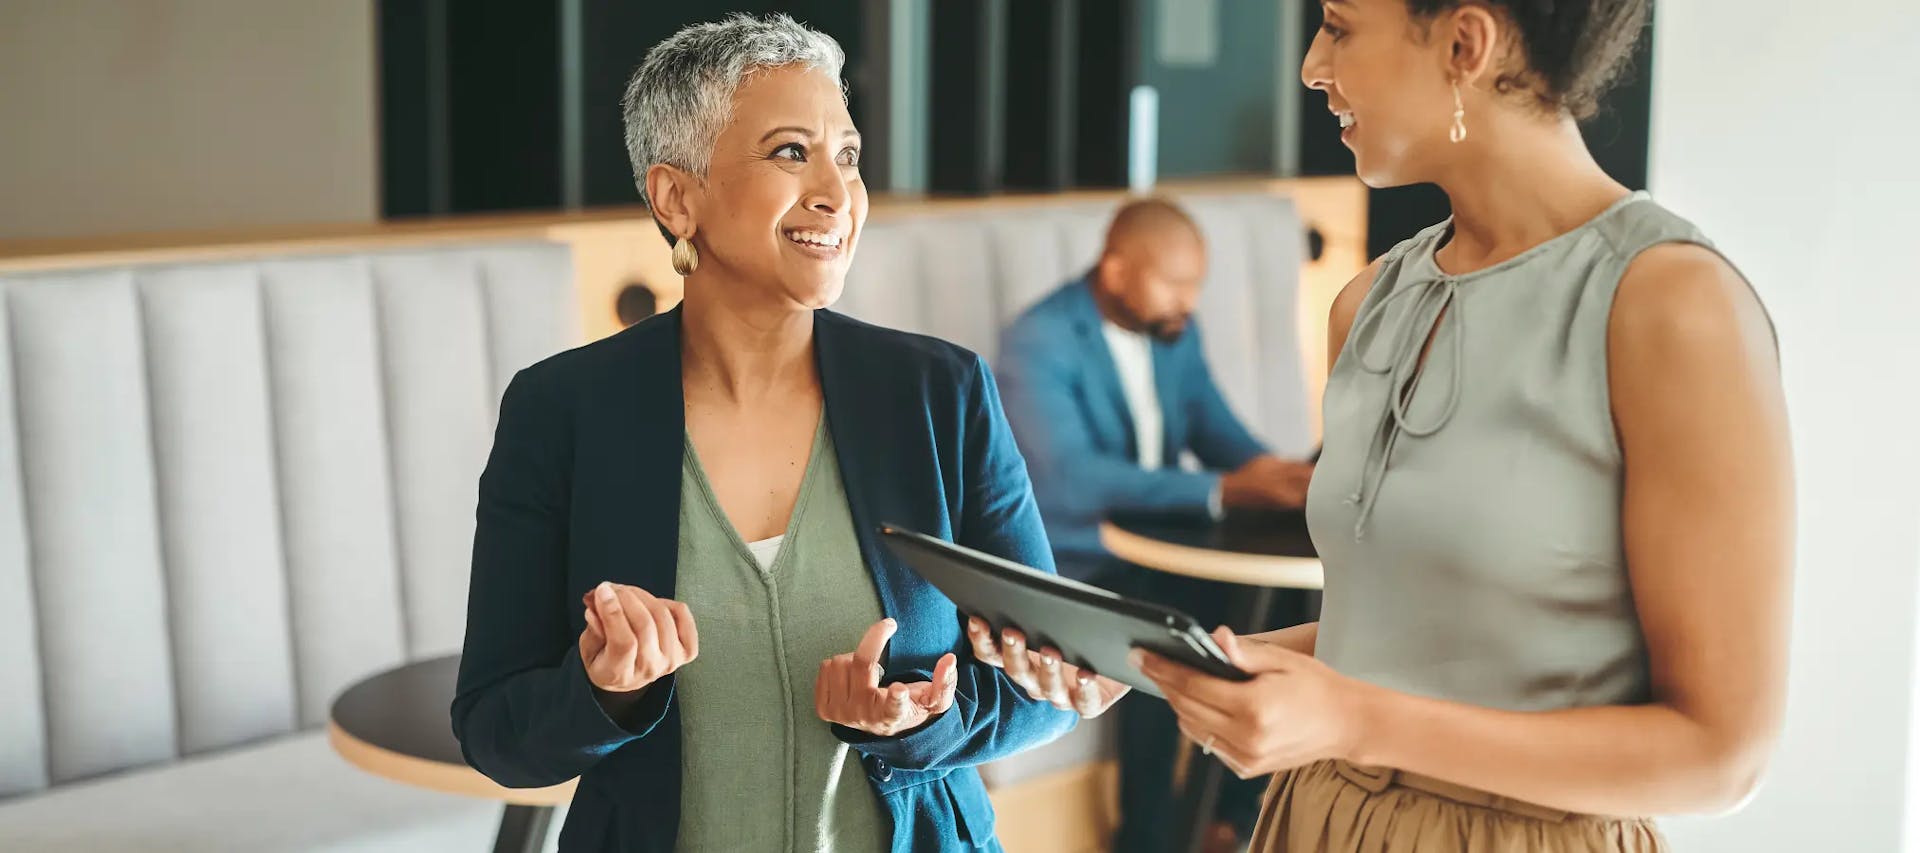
[831, 706, 963, 770]
[1159, 469, 1224, 518]
[828, 669, 966, 770]
[563, 647, 674, 744]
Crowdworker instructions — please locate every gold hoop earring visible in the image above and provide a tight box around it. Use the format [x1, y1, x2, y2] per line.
[1449, 81, 1468, 144]
[671, 238, 699, 276]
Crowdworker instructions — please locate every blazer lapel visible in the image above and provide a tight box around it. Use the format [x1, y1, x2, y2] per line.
[1067, 283, 1138, 461]
[589, 306, 686, 600]
[814, 310, 906, 625]
[579, 306, 686, 853]
[1151, 336, 1185, 465]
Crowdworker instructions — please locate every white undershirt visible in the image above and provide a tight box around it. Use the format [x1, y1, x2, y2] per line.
[1101, 321, 1164, 470]
[746, 535, 785, 571]
[1101, 320, 1226, 519]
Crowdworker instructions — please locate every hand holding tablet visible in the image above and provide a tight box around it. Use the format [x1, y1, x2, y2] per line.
[878, 525, 1253, 702]
[964, 616, 1132, 718]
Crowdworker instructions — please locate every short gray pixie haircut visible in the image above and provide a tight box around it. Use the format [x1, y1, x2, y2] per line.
[621, 13, 846, 210]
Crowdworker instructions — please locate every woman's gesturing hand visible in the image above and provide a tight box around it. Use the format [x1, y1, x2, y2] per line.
[816, 618, 959, 737]
[579, 581, 700, 695]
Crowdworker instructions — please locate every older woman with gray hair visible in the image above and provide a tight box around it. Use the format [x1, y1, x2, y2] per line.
[451, 14, 1075, 852]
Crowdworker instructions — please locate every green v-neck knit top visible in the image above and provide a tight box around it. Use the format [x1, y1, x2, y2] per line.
[672, 420, 890, 852]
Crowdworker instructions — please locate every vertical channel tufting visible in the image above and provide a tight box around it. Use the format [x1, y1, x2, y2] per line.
[1055, 200, 1113, 286]
[258, 262, 305, 729]
[841, 219, 926, 335]
[916, 215, 999, 347]
[0, 281, 50, 797]
[987, 212, 1071, 329]
[0, 239, 585, 807]
[881, 218, 970, 360]
[260, 257, 407, 727]
[10, 270, 179, 784]
[371, 250, 497, 661]
[474, 243, 578, 408]
[1187, 198, 1264, 438]
[1242, 195, 1314, 454]
[835, 218, 886, 326]
[139, 263, 298, 756]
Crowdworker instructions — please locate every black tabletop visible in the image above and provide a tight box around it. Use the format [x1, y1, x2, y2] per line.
[330, 654, 465, 765]
[1108, 508, 1319, 559]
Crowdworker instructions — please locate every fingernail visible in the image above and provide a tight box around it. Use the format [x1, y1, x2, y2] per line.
[596, 582, 615, 603]
[1128, 649, 1145, 669]
[884, 618, 896, 628]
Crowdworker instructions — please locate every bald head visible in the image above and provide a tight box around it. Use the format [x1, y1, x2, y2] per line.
[1094, 198, 1207, 341]
[1102, 197, 1203, 259]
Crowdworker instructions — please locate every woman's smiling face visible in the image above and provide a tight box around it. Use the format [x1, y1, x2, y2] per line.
[686, 64, 867, 310]
[1302, 0, 1463, 189]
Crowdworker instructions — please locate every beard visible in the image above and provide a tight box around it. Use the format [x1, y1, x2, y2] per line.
[1097, 278, 1189, 343]
[1145, 316, 1188, 343]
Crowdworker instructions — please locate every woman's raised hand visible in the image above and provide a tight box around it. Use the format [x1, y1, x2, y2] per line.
[816, 618, 959, 737]
[580, 581, 700, 695]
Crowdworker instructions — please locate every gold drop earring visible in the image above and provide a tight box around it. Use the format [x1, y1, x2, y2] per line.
[1450, 80, 1468, 144]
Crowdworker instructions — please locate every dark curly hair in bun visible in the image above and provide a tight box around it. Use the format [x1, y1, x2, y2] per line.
[1407, 0, 1649, 120]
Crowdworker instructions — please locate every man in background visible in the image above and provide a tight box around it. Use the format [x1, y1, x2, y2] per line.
[995, 197, 1314, 852]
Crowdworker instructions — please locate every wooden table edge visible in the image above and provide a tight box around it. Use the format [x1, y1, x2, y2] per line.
[325, 719, 577, 807]
[1099, 521, 1326, 589]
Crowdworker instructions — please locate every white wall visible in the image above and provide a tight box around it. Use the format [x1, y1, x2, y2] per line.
[0, 0, 377, 240]
[1648, 1, 1920, 850]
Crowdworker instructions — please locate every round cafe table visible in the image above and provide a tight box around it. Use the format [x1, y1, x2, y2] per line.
[328, 654, 575, 853]
[1100, 509, 1323, 853]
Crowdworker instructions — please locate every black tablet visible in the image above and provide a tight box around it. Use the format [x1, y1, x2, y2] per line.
[879, 524, 1251, 698]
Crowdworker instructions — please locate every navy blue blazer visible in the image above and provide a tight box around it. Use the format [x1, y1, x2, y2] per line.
[451, 307, 1077, 852]
[995, 279, 1268, 580]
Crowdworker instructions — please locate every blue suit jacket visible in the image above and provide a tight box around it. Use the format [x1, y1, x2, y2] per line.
[995, 279, 1268, 580]
[452, 307, 1076, 852]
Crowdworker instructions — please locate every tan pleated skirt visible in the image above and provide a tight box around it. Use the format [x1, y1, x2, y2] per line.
[1248, 760, 1668, 853]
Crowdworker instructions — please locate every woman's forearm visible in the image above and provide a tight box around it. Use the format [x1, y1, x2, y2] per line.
[1246, 621, 1317, 655]
[1350, 680, 1767, 817]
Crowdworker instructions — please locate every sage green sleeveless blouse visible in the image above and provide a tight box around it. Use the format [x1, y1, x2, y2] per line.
[1306, 192, 1746, 711]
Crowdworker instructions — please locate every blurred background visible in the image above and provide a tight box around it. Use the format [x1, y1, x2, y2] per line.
[0, 1, 1915, 852]
[0, 0, 1653, 254]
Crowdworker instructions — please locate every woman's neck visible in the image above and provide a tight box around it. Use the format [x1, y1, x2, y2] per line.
[1430, 112, 1631, 273]
[679, 277, 817, 405]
